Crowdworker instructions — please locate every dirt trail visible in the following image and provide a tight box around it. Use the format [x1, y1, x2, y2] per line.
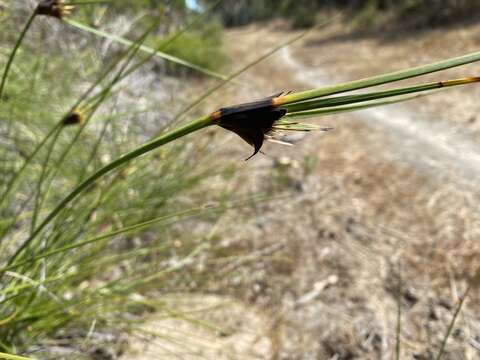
[124, 22, 480, 360]
[220, 23, 480, 359]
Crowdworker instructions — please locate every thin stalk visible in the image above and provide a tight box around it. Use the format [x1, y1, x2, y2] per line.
[0, 123, 62, 210]
[77, 113, 111, 182]
[0, 195, 31, 248]
[435, 284, 471, 360]
[40, 174, 115, 271]
[283, 93, 426, 120]
[66, 19, 230, 81]
[59, 2, 223, 112]
[78, 16, 161, 111]
[279, 52, 480, 104]
[0, 10, 37, 100]
[0, 352, 33, 360]
[73, 18, 164, 111]
[0, 15, 149, 208]
[7, 115, 214, 265]
[82, 0, 226, 93]
[435, 284, 472, 360]
[70, 33, 149, 115]
[283, 77, 480, 113]
[36, 93, 124, 219]
[395, 262, 402, 360]
[0, 206, 209, 273]
[30, 127, 62, 234]
[30, 20, 157, 223]
[170, 27, 312, 128]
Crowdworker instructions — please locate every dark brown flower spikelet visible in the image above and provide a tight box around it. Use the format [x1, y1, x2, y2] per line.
[62, 110, 85, 126]
[36, 0, 74, 19]
[212, 92, 288, 160]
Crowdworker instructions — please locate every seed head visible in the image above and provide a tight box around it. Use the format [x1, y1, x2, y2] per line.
[36, 0, 74, 19]
[212, 92, 331, 160]
[212, 92, 286, 160]
[62, 109, 85, 126]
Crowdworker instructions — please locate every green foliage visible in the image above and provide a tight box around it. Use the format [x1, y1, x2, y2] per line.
[288, 6, 317, 29]
[150, 19, 226, 75]
[352, 0, 380, 28]
[203, 0, 480, 28]
[108, 0, 188, 12]
[3, 1, 480, 358]
[350, 0, 480, 28]
[0, 4, 233, 357]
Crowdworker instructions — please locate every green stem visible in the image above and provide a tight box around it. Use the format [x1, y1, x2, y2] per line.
[0, 123, 62, 210]
[0, 20, 147, 208]
[27, 22, 157, 234]
[0, 10, 37, 100]
[7, 115, 214, 265]
[30, 127, 62, 234]
[284, 79, 454, 113]
[281, 51, 480, 104]
[435, 284, 472, 360]
[169, 25, 313, 128]
[0, 352, 33, 360]
[0, 206, 207, 274]
[66, 19, 230, 81]
[283, 93, 425, 120]
[79, 0, 225, 100]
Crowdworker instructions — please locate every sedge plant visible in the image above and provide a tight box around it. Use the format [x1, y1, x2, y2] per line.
[0, 0, 111, 100]
[3, 2, 480, 358]
[8, 49, 480, 268]
[0, 3, 242, 357]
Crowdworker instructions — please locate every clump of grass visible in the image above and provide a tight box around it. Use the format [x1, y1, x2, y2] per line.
[8, 38, 480, 283]
[0, 2, 239, 358]
[0, 0, 107, 100]
[3, 1, 480, 359]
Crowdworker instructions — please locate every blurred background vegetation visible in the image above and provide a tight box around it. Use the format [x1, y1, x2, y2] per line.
[201, 0, 480, 28]
[2, 0, 480, 359]
[0, 1, 235, 358]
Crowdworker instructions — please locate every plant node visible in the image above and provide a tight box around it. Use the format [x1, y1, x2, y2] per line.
[36, 0, 74, 19]
[62, 109, 85, 126]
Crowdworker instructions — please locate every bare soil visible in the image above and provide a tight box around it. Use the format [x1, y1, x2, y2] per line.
[125, 19, 480, 360]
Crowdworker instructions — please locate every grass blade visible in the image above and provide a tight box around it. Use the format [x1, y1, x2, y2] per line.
[168, 26, 315, 128]
[279, 52, 480, 104]
[283, 93, 426, 120]
[0, 352, 34, 360]
[435, 285, 471, 360]
[0, 10, 37, 100]
[66, 19, 230, 81]
[283, 77, 480, 113]
[29, 19, 161, 228]
[6, 115, 214, 266]
[0, 206, 208, 273]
